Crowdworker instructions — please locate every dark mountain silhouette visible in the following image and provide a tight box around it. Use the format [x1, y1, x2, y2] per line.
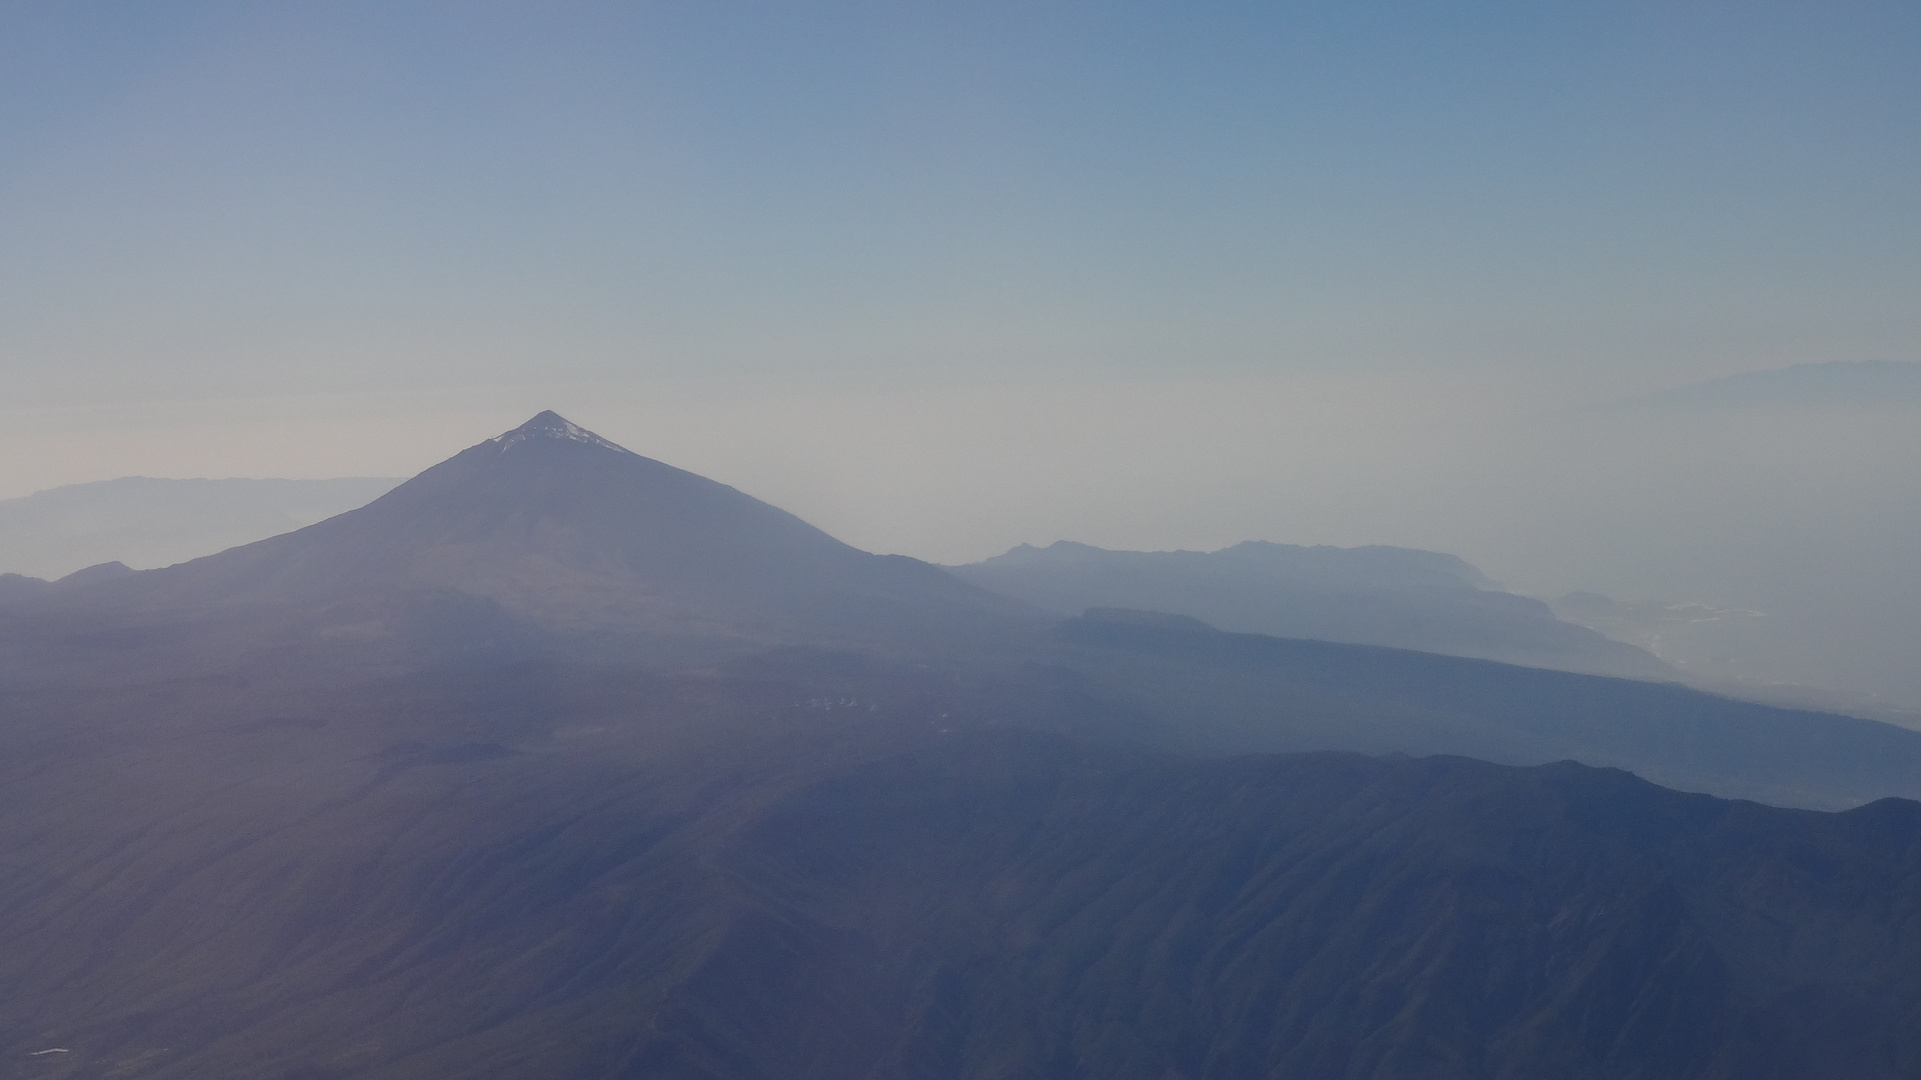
[22, 412, 1036, 669]
[2, 684, 1918, 1079]
[7, 411, 1921, 1077]
[9, 413, 1921, 811]
[0, 563, 139, 606]
[953, 539, 1672, 679]
[49, 560, 134, 590]
[9, 412, 1921, 811]
[0, 572, 51, 603]
[0, 562, 136, 601]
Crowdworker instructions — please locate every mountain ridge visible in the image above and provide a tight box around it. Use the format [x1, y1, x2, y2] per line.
[9, 412, 1921, 810]
[27, 413, 1038, 662]
[952, 537, 1670, 680]
[5, 703, 1918, 1079]
[6, 410, 1921, 1076]
[0, 475, 404, 580]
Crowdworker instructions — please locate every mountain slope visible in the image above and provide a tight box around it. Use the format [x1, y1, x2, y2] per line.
[9, 413, 1921, 810]
[1046, 612, 1921, 809]
[0, 476, 402, 579]
[6, 411, 1921, 1076]
[22, 413, 1035, 665]
[953, 540, 1671, 680]
[3, 686, 1916, 1080]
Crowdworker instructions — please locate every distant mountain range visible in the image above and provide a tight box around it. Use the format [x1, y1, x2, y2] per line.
[951, 540, 1672, 680]
[7, 412, 1907, 806]
[8, 412, 1028, 675]
[0, 559, 135, 605]
[0, 475, 402, 579]
[5, 412, 1920, 1078]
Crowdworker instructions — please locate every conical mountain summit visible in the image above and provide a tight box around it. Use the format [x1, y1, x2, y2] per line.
[36, 413, 1033, 661]
[489, 409, 632, 453]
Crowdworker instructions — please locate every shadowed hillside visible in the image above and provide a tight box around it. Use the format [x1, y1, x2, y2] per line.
[2, 677, 1917, 1079]
[6, 413, 1921, 1078]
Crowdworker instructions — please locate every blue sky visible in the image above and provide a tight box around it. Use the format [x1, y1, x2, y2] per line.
[5, 0, 1916, 412]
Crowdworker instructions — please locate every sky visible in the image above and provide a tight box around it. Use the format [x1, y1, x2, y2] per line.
[3, 1, 1919, 686]
[5, 1, 1916, 407]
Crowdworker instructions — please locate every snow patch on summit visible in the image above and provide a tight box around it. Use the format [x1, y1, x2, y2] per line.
[490, 413, 634, 455]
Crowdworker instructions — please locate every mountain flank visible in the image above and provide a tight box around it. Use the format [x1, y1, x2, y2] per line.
[16, 412, 1036, 667]
[6, 411, 1921, 1077]
[953, 539, 1671, 679]
[7, 413, 1921, 810]
[0, 475, 402, 579]
[3, 692, 1917, 1079]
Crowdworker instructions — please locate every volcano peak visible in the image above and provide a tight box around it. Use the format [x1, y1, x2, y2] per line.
[490, 411, 632, 455]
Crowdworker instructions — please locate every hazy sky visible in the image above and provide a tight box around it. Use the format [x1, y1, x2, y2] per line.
[7, 1, 1917, 400]
[4, 3, 1918, 566]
